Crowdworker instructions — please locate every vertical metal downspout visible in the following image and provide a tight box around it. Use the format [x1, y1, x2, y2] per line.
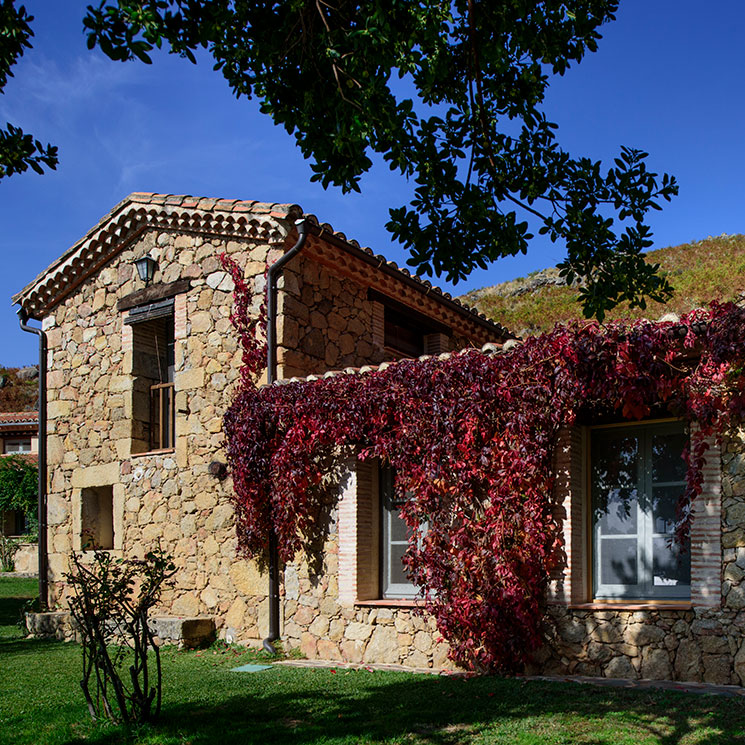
[263, 218, 308, 653]
[17, 308, 48, 609]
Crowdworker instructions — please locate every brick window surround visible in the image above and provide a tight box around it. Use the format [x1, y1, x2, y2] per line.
[550, 424, 721, 609]
[338, 458, 380, 606]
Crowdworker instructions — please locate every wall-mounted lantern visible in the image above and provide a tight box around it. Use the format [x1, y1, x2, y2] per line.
[133, 254, 157, 287]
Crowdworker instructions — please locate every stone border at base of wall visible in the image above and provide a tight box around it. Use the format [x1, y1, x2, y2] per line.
[25, 611, 216, 650]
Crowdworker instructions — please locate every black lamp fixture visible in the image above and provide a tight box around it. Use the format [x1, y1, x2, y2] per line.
[133, 254, 157, 286]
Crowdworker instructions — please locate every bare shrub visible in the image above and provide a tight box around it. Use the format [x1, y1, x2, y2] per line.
[66, 548, 176, 723]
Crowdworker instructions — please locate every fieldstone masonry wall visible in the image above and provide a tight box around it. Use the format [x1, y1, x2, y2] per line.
[276, 523, 454, 670]
[538, 606, 745, 684]
[273, 457, 455, 670]
[43, 224, 286, 622]
[277, 252, 474, 379]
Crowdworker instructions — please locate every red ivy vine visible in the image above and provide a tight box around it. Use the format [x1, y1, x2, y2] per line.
[221, 256, 745, 672]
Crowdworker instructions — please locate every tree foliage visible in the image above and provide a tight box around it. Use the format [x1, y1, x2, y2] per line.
[83, 0, 677, 320]
[0, 453, 37, 524]
[0, 1, 58, 179]
[221, 254, 745, 672]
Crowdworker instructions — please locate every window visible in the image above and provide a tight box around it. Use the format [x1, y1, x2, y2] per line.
[4, 439, 31, 453]
[591, 421, 690, 600]
[384, 308, 426, 359]
[127, 301, 175, 453]
[368, 289, 451, 360]
[81, 485, 114, 550]
[379, 465, 426, 599]
[1, 510, 28, 536]
[338, 459, 433, 606]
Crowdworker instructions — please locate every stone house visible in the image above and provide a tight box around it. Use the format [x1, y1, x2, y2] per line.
[12, 191, 508, 655]
[14, 191, 745, 684]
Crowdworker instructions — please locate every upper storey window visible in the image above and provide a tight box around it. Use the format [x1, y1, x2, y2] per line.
[126, 300, 175, 453]
[384, 307, 426, 359]
[369, 289, 452, 360]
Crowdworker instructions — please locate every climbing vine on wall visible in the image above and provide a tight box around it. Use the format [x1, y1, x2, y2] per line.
[220, 255, 745, 672]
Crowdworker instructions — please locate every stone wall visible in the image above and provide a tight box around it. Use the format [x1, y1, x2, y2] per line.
[13, 542, 38, 575]
[279, 255, 379, 377]
[538, 606, 745, 685]
[276, 511, 454, 669]
[277, 252, 475, 379]
[43, 224, 281, 614]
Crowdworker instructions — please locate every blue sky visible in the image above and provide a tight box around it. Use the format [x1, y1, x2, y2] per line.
[1, 1, 744, 365]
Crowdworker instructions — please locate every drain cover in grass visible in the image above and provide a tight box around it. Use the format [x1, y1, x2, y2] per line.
[231, 663, 273, 673]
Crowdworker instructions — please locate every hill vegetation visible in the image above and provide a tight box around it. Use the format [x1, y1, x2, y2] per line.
[462, 234, 745, 337]
[0, 367, 38, 412]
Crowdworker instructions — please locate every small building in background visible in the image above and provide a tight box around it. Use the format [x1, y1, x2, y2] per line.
[0, 411, 38, 536]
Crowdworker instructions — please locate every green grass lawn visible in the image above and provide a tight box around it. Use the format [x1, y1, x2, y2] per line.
[1, 576, 744, 745]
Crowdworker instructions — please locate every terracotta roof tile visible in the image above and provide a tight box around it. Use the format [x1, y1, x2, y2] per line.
[0, 412, 38, 424]
[269, 339, 521, 388]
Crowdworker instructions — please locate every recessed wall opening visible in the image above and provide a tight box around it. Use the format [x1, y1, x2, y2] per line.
[128, 302, 175, 453]
[81, 485, 114, 550]
[368, 289, 452, 360]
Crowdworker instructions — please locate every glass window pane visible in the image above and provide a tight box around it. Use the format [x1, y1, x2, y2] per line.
[651, 432, 688, 482]
[389, 511, 409, 543]
[592, 434, 639, 535]
[600, 538, 638, 585]
[388, 544, 409, 586]
[596, 488, 638, 534]
[652, 485, 683, 535]
[653, 537, 690, 586]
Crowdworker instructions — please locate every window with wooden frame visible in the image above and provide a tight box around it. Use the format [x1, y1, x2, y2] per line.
[590, 420, 690, 601]
[369, 289, 452, 360]
[379, 465, 427, 599]
[126, 300, 175, 453]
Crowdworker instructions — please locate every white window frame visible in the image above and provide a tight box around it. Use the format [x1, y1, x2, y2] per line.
[4, 438, 32, 453]
[380, 465, 426, 599]
[591, 420, 691, 601]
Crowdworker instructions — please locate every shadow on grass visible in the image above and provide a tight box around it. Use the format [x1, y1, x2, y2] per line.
[60, 669, 745, 745]
[0, 636, 72, 656]
[0, 593, 31, 628]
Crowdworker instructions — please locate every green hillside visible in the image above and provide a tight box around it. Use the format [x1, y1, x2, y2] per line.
[461, 234, 745, 337]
